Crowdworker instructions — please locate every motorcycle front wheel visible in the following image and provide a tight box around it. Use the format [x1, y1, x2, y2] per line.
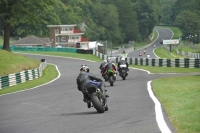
[91, 93, 105, 113]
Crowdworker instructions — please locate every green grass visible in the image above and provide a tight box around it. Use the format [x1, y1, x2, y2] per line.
[176, 42, 200, 53]
[0, 50, 41, 76]
[0, 36, 3, 46]
[0, 64, 58, 95]
[156, 26, 182, 39]
[154, 47, 186, 58]
[130, 65, 200, 73]
[153, 29, 159, 40]
[152, 75, 200, 133]
[134, 29, 159, 50]
[0, 35, 17, 46]
[14, 51, 103, 62]
[1, 26, 200, 133]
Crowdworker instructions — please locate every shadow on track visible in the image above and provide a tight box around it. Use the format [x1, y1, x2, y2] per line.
[59, 111, 100, 116]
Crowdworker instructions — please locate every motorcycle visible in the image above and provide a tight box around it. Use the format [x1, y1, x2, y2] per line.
[107, 69, 116, 86]
[119, 64, 128, 80]
[83, 81, 108, 113]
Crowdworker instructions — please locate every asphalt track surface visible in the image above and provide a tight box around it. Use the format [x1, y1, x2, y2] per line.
[0, 28, 195, 133]
[109, 27, 173, 58]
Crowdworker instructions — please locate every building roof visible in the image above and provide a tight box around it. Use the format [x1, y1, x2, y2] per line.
[47, 25, 77, 27]
[57, 33, 84, 36]
[11, 35, 51, 46]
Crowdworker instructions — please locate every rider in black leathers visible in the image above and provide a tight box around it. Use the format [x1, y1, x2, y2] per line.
[99, 60, 107, 74]
[76, 64, 108, 108]
[117, 57, 129, 73]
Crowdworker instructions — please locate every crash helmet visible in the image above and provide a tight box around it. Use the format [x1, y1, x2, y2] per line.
[107, 57, 111, 63]
[80, 64, 89, 72]
[121, 57, 125, 61]
[104, 60, 107, 63]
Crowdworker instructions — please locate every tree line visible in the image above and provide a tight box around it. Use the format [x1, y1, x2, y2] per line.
[0, 0, 162, 51]
[160, 0, 200, 43]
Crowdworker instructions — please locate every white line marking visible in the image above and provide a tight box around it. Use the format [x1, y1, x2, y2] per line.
[129, 67, 151, 74]
[147, 81, 172, 133]
[13, 52, 172, 132]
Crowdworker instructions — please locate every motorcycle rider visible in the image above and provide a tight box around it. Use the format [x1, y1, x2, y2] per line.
[76, 64, 108, 108]
[117, 57, 129, 75]
[147, 53, 151, 58]
[103, 57, 117, 81]
[139, 51, 142, 57]
[143, 48, 146, 55]
[99, 60, 107, 75]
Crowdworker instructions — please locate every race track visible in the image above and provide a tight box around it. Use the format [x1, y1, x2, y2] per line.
[0, 28, 183, 133]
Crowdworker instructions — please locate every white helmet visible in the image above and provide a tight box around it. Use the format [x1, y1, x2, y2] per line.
[104, 60, 107, 63]
[80, 64, 89, 72]
[121, 57, 125, 61]
[107, 57, 111, 63]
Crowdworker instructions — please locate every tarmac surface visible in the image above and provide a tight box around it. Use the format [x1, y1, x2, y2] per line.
[0, 28, 198, 133]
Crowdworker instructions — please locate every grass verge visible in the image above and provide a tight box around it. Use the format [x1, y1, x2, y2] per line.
[0, 64, 58, 95]
[14, 51, 103, 62]
[1, 25, 200, 132]
[130, 65, 200, 73]
[152, 75, 200, 133]
[156, 26, 182, 39]
[0, 50, 41, 76]
[154, 47, 186, 58]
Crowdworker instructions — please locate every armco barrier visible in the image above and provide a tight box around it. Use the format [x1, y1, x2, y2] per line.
[93, 50, 200, 68]
[176, 49, 200, 58]
[0, 62, 47, 89]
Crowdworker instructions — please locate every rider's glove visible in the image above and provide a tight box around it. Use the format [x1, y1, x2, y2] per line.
[98, 79, 103, 82]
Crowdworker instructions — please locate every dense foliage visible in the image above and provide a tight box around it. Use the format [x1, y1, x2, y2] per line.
[160, 0, 200, 43]
[0, 0, 162, 51]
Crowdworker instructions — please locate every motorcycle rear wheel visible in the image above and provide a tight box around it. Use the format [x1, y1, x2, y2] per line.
[109, 76, 114, 86]
[122, 73, 126, 80]
[91, 93, 105, 113]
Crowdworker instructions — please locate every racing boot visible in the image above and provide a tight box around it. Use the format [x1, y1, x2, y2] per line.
[99, 83, 109, 98]
[83, 94, 91, 108]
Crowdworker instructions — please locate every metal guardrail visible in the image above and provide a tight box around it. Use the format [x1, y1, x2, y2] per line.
[176, 50, 200, 58]
[0, 62, 47, 89]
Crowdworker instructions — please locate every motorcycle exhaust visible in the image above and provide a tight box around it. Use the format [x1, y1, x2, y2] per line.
[96, 89, 100, 93]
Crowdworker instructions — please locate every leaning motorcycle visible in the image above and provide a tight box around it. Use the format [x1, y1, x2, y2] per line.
[83, 81, 108, 113]
[119, 64, 128, 80]
[107, 69, 116, 86]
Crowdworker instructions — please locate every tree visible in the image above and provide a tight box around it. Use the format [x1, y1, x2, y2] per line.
[134, 0, 159, 39]
[113, 0, 139, 43]
[174, 10, 200, 39]
[92, 3, 121, 44]
[0, 0, 59, 52]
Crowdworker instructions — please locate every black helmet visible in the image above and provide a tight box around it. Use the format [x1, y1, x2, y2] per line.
[80, 64, 89, 72]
